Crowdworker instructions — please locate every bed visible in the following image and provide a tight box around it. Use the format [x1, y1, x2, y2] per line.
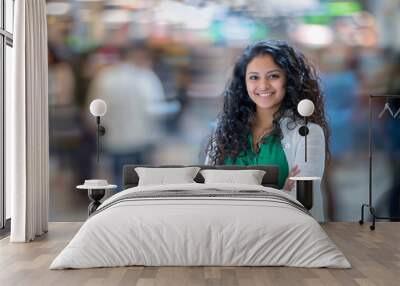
[50, 165, 350, 269]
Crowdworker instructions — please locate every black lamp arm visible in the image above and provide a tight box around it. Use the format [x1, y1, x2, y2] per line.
[298, 117, 309, 162]
[96, 116, 106, 163]
[305, 117, 308, 162]
[96, 116, 106, 136]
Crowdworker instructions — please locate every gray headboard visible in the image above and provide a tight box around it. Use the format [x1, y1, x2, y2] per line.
[123, 165, 280, 189]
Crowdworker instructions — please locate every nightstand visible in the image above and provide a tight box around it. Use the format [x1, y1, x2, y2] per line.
[77, 180, 117, 216]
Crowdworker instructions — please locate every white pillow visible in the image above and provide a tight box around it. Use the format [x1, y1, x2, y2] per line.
[135, 167, 201, 186]
[200, 169, 266, 185]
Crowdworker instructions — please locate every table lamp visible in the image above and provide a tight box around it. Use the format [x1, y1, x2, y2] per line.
[290, 99, 319, 210]
[297, 99, 315, 162]
[89, 99, 107, 162]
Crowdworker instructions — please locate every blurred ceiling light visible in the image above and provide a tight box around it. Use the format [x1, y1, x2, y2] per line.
[290, 24, 333, 47]
[106, 0, 153, 9]
[132, 10, 154, 24]
[227, 0, 319, 19]
[263, 0, 319, 14]
[185, 4, 220, 30]
[46, 2, 71, 16]
[155, 0, 219, 30]
[183, 0, 206, 6]
[154, 1, 188, 25]
[220, 16, 255, 43]
[102, 9, 132, 25]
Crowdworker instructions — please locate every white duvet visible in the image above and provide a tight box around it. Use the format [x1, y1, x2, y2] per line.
[50, 183, 350, 269]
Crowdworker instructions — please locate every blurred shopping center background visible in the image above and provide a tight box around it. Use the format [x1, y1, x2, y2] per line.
[45, 0, 400, 221]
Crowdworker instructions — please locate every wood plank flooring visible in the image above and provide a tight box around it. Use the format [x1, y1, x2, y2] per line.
[0, 222, 399, 286]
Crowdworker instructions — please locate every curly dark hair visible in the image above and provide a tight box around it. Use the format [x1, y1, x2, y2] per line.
[206, 40, 330, 165]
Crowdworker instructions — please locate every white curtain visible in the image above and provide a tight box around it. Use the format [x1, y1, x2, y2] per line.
[6, 0, 49, 242]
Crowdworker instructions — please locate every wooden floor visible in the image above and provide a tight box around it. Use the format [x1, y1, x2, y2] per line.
[0, 222, 399, 286]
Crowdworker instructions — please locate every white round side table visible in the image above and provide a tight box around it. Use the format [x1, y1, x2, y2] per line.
[77, 182, 117, 216]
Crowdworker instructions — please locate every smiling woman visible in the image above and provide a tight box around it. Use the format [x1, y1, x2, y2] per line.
[205, 40, 330, 221]
[245, 54, 286, 111]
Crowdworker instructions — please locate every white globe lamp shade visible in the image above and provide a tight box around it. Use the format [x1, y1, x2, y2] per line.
[90, 99, 107, 117]
[297, 99, 315, 117]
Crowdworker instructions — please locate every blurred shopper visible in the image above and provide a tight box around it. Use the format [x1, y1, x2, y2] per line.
[319, 45, 359, 220]
[383, 51, 400, 220]
[153, 46, 190, 134]
[87, 42, 165, 189]
[48, 44, 82, 183]
[205, 40, 330, 222]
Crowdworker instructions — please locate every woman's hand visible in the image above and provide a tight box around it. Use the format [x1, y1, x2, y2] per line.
[283, 165, 300, 191]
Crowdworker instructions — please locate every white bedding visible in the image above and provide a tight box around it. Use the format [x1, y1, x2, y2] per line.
[50, 183, 350, 269]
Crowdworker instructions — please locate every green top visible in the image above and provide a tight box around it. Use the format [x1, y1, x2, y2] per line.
[224, 134, 289, 189]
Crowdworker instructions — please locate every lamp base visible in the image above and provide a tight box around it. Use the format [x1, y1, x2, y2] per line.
[289, 177, 320, 210]
[296, 180, 313, 210]
[88, 189, 105, 216]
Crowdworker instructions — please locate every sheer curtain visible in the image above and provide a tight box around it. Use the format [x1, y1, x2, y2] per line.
[6, 0, 49, 242]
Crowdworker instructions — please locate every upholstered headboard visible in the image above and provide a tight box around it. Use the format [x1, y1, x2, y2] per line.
[123, 165, 280, 189]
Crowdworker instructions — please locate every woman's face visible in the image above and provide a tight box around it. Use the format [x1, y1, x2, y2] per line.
[245, 54, 286, 111]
